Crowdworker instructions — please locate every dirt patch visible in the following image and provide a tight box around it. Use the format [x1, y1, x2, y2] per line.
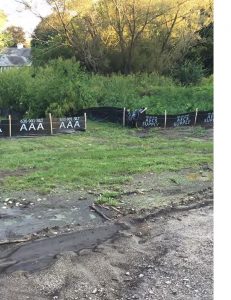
[0, 189, 213, 300]
[135, 126, 213, 141]
[0, 168, 32, 181]
[0, 165, 213, 242]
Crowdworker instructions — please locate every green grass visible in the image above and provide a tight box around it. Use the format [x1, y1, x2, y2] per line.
[96, 191, 121, 207]
[0, 121, 213, 194]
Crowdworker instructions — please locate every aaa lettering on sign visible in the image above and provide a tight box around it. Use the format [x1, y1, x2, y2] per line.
[59, 117, 81, 129]
[19, 119, 45, 132]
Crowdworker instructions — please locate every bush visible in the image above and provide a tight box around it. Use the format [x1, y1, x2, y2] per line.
[0, 59, 213, 118]
[171, 60, 205, 86]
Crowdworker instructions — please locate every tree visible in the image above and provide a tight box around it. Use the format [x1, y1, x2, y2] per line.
[19, 0, 213, 75]
[0, 10, 9, 50]
[31, 14, 74, 65]
[4, 26, 26, 47]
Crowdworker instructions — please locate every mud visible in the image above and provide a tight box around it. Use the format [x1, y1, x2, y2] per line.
[0, 193, 213, 300]
[0, 200, 104, 240]
[0, 223, 124, 273]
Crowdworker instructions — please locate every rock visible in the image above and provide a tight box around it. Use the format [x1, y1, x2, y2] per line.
[165, 280, 171, 285]
[171, 289, 177, 295]
[139, 274, 144, 278]
[125, 272, 130, 276]
[92, 288, 98, 294]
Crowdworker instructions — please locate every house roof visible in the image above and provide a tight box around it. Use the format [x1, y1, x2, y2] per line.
[0, 47, 31, 67]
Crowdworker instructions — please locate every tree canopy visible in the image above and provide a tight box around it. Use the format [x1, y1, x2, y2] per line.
[3, 26, 26, 47]
[20, 0, 213, 75]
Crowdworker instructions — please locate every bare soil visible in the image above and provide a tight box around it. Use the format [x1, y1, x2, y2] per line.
[0, 189, 213, 300]
[0, 127, 213, 299]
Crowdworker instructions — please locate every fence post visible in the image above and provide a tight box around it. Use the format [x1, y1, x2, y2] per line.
[164, 110, 167, 129]
[9, 115, 12, 138]
[123, 107, 126, 127]
[84, 113, 87, 130]
[194, 108, 198, 126]
[49, 113, 53, 135]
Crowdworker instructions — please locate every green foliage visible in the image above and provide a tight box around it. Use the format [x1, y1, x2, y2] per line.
[0, 59, 213, 118]
[3, 26, 26, 47]
[171, 60, 205, 86]
[0, 67, 31, 114]
[28, 0, 213, 75]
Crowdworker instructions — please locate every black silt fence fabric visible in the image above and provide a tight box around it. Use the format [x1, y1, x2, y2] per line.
[196, 111, 213, 126]
[78, 107, 124, 124]
[52, 116, 85, 134]
[11, 118, 51, 137]
[127, 110, 146, 127]
[0, 120, 9, 137]
[166, 112, 195, 128]
[142, 115, 165, 128]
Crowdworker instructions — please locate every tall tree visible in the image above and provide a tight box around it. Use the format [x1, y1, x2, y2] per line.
[20, 0, 213, 74]
[4, 26, 26, 47]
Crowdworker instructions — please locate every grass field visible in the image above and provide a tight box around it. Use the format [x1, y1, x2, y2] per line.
[0, 122, 213, 194]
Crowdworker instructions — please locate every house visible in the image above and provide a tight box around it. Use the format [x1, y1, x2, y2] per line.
[0, 44, 31, 72]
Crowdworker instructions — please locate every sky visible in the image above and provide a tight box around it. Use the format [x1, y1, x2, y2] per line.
[0, 0, 51, 37]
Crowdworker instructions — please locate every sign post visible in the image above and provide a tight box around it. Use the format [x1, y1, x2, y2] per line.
[194, 108, 198, 126]
[49, 113, 53, 135]
[164, 110, 167, 129]
[9, 115, 12, 138]
[84, 113, 87, 130]
[123, 107, 126, 127]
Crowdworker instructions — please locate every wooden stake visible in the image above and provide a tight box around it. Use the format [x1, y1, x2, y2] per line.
[9, 115, 12, 138]
[84, 113, 87, 130]
[164, 110, 167, 129]
[194, 108, 198, 126]
[123, 107, 126, 127]
[49, 113, 53, 135]
[89, 204, 111, 221]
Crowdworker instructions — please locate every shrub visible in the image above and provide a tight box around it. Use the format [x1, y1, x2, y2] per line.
[0, 58, 213, 118]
